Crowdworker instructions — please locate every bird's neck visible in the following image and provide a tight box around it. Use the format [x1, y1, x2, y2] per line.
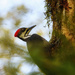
[18, 34, 39, 42]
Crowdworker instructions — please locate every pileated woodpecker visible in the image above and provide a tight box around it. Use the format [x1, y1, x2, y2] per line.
[14, 25, 51, 73]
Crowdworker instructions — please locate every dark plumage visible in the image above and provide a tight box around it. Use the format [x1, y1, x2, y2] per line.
[14, 25, 52, 74]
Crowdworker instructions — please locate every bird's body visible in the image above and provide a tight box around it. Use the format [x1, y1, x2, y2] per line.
[26, 34, 50, 59]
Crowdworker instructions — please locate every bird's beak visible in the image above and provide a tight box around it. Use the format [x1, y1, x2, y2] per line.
[29, 25, 36, 30]
[24, 25, 36, 36]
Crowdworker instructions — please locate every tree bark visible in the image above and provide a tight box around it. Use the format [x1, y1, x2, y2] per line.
[38, 0, 75, 75]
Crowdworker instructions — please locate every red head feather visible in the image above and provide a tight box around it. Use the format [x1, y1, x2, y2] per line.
[14, 29, 20, 37]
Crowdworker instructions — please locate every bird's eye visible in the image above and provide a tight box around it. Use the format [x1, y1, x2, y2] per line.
[21, 29, 25, 32]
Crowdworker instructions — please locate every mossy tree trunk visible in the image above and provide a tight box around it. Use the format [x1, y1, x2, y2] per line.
[46, 0, 75, 44]
[37, 0, 75, 75]
[45, 0, 75, 55]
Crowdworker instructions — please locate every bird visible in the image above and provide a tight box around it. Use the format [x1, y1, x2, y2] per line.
[14, 25, 53, 74]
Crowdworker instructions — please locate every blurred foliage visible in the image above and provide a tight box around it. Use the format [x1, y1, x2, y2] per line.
[0, 3, 42, 75]
[2, 5, 28, 27]
[0, 29, 25, 58]
[0, 17, 4, 25]
[4, 63, 18, 75]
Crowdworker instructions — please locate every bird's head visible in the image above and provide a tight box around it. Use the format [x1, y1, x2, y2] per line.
[14, 25, 36, 41]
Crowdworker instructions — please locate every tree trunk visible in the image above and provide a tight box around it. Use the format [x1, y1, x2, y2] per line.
[38, 0, 75, 75]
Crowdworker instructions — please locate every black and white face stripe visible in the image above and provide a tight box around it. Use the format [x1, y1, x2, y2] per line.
[19, 28, 29, 39]
[18, 25, 36, 40]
